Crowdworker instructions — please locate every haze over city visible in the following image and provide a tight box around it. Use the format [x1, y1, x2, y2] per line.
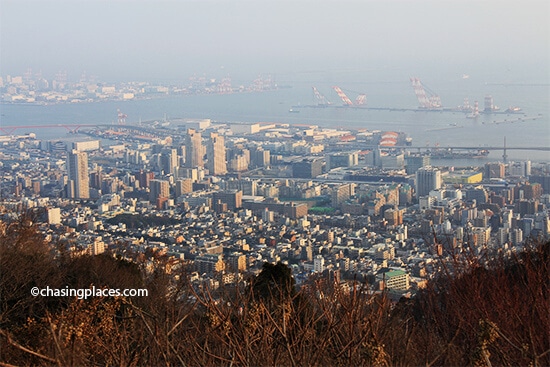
[1, 0, 549, 83]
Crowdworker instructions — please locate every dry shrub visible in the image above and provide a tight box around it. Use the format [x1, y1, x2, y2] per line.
[1, 212, 548, 366]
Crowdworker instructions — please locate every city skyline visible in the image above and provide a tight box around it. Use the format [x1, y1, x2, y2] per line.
[1, 1, 548, 365]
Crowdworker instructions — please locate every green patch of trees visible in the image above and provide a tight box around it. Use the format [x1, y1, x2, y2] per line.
[105, 213, 179, 229]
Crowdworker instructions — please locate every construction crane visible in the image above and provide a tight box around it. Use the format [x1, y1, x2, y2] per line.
[332, 86, 354, 106]
[312, 87, 331, 106]
[410, 77, 441, 109]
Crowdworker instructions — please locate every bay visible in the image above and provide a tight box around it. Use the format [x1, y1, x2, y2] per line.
[1, 77, 548, 163]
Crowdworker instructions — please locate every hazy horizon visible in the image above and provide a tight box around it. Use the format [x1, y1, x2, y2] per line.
[1, 0, 549, 84]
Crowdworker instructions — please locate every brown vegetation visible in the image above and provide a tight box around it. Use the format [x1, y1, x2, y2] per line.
[1, 213, 548, 366]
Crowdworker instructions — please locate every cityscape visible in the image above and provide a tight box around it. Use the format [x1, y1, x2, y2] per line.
[0, 70, 279, 105]
[2, 90, 549, 363]
[1, 0, 548, 365]
[1, 94, 548, 286]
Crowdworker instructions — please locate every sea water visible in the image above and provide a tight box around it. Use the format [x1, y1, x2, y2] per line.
[1, 74, 548, 164]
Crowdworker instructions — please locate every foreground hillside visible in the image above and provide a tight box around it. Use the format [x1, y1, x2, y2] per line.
[1, 214, 548, 366]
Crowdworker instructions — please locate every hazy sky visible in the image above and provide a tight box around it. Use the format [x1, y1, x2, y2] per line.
[1, 0, 548, 82]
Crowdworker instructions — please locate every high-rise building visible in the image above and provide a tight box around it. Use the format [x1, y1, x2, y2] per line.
[90, 237, 105, 255]
[160, 148, 178, 175]
[47, 207, 61, 225]
[195, 254, 225, 274]
[508, 161, 532, 177]
[519, 182, 543, 200]
[331, 183, 355, 208]
[136, 170, 155, 188]
[251, 146, 270, 168]
[66, 150, 90, 199]
[228, 153, 249, 172]
[212, 190, 242, 211]
[465, 186, 489, 204]
[206, 132, 227, 175]
[31, 180, 41, 195]
[292, 158, 323, 178]
[313, 255, 325, 273]
[89, 167, 103, 189]
[484, 162, 505, 179]
[185, 129, 204, 168]
[405, 155, 430, 174]
[380, 153, 405, 170]
[529, 174, 550, 193]
[384, 208, 403, 226]
[510, 228, 523, 245]
[262, 208, 275, 222]
[72, 140, 100, 152]
[226, 252, 247, 272]
[326, 151, 359, 170]
[223, 178, 257, 196]
[175, 179, 193, 197]
[177, 167, 204, 182]
[149, 179, 170, 203]
[416, 166, 442, 197]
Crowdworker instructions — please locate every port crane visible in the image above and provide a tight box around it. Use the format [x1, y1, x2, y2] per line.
[467, 101, 480, 119]
[355, 94, 367, 105]
[332, 86, 367, 107]
[217, 77, 232, 94]
[117, 109, 127, 125]
[312, 87, 331, 106]
[410, 77, 441, 109]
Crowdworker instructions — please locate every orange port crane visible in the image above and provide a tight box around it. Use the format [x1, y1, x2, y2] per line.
[332, 86, 354, 106]
[332, 86, 367, 107]
[410, 77, 441, 109]
[312, 86, 331, 106]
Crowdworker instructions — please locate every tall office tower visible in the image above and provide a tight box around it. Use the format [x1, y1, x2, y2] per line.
[185, 129, 204, 168]
[149, 179, 170, 203]
[159, 148, 178, 175]
[66, 150, 90, 199]
[416, 166, 442, 197]
[206, 132, 227, 175]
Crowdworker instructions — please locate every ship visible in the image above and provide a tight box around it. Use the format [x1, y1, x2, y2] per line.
[505, 106, 522, 113]
[428, 148, 489, 159]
